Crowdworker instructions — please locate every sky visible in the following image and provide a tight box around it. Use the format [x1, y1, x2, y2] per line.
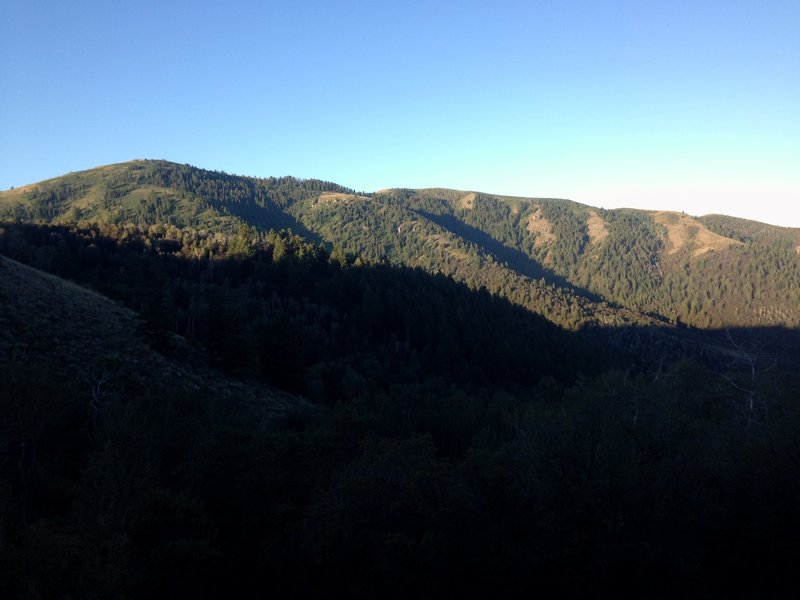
[1, 0, 798, 226]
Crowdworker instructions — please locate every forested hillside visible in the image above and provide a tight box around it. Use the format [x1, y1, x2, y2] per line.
[3, 161, 800, 597]
[3, 160, 798, 329]
[292, 187, 800, 328]
[2, 220, 800, 598]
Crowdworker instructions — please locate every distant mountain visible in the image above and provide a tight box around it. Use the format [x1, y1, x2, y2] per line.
[3, 159, 799, 329]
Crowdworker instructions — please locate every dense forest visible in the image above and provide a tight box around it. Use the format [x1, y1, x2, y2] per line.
[2, 162, 800, 597]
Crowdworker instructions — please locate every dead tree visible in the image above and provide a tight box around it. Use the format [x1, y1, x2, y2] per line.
[720, 329, 779, 430]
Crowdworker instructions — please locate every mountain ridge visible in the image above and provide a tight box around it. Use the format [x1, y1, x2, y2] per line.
[6, 159, 799, 232]
[3, 159, 799, 329]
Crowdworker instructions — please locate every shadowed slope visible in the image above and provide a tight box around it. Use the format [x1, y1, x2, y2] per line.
[0, 255, 307, 423]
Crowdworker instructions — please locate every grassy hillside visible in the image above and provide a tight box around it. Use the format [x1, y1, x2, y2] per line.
[0, 253, 307, 423]
[0, 159, 348, 234]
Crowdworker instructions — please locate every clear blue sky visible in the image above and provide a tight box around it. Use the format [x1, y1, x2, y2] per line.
[2, 0, 799, 225]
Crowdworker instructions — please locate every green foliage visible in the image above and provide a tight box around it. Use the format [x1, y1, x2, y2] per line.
[575, 209, 665, 311]
[2, 218, 800, 597]
[0, 222, 591, 394]
[700, 213, 800, 248]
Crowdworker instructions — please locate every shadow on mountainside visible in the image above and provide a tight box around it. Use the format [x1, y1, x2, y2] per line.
[3, 220, 799, 396]
[204, 197, 326, 244]
[416, 209, 603, 302]
[3, 221, 800, 599]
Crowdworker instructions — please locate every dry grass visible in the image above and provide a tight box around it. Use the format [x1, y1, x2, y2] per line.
[0, 187, 29, 207]
[423, 233, 470, 262]
[526, 209, 555, 247]
[652, 211, 742, 257]
[317, 193, 370, 205]
[586, 209, 609, 245]
[458, 192, 477, 210]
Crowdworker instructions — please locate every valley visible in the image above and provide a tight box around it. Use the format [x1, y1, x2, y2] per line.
[2, 161, 800, 597]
